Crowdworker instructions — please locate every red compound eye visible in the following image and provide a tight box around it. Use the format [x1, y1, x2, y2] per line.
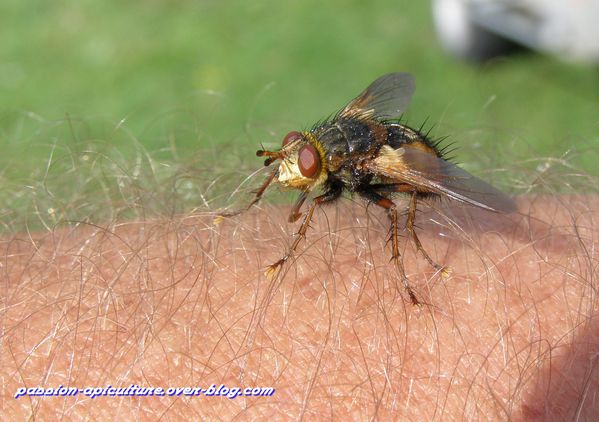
[298, 144, 321, 178]
[282, 131, 302, 147]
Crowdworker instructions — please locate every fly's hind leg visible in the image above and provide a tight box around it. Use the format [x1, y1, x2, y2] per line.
[359, 188, 420, 305]
[372, 184, 450, 277]
[265, 185, 342, 279]
[406, 192, 451, 278]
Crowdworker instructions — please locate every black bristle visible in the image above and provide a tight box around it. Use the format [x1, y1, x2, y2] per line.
[418, 116, 430, 134]
[401, 118, 459, 163]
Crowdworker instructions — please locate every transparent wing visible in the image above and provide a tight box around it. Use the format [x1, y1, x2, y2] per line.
[339, 72, 415, 121]
[367, 145, 516, 213]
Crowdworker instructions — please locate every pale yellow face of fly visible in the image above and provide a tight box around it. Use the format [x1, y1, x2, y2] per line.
[276, 150, 308, 189]
[273, 132, 328, 191]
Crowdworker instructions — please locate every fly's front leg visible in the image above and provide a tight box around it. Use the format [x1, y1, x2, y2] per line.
[287, 191, 308, 223]
[215, 168, 278, 223]
[359, 188, 420, 305]
[265, 186, 341, 279]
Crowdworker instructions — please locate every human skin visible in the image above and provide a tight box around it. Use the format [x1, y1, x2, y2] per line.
[2, 195, 598, 420]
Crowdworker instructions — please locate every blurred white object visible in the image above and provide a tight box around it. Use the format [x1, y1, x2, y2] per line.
[432, 0, 599, 63]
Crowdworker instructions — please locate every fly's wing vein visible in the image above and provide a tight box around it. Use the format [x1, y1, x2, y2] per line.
[367, 146, 516, 213]
[339, 73, 415, 121]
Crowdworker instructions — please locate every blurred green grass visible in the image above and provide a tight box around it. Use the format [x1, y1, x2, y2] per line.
[1, 0, 598, 229]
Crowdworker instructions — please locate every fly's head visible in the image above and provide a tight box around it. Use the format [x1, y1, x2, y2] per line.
[257, 131, 327, 191]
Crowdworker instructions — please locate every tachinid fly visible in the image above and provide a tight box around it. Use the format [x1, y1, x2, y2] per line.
[220, 72, 516, 305]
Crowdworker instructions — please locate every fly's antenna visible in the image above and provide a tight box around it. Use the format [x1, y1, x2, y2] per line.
[256, 137, 302, 166]
[256, 149, 283, 166]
